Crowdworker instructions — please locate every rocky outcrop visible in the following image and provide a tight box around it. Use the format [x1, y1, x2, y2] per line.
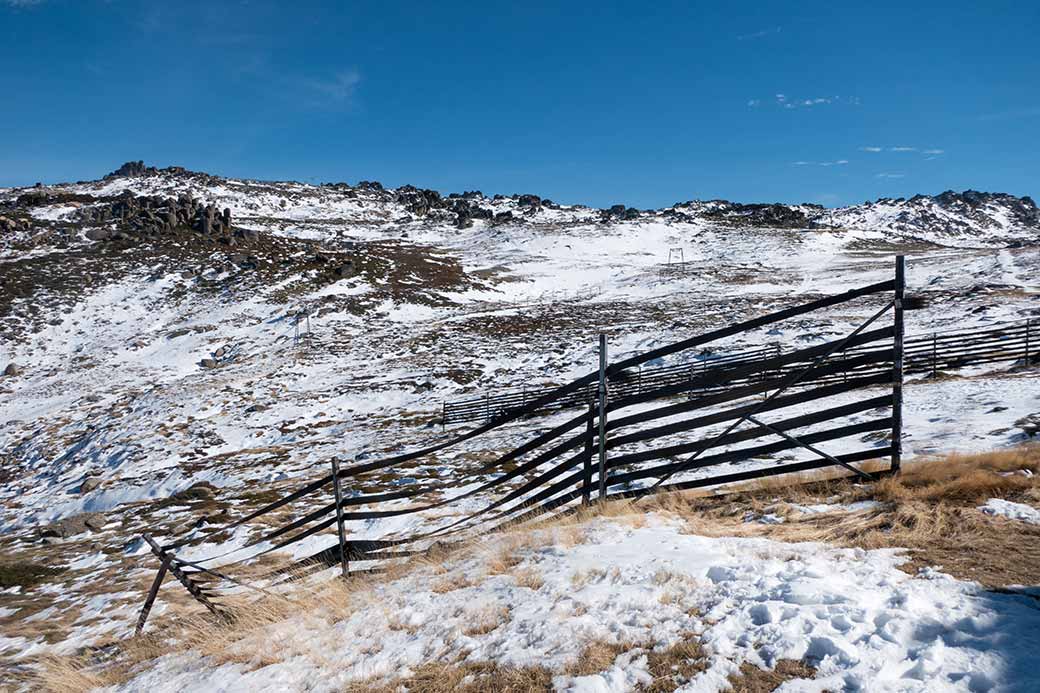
[698, 201, 817, 228]
[601, 205, 641, 222]
[105, 160, 158, 178]
[78, 192, 246, 243]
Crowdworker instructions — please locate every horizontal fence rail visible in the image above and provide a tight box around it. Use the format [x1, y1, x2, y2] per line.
[442, 317, 1035, 425]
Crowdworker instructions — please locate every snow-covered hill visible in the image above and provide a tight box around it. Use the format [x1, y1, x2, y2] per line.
[1, 162, 1038, 687]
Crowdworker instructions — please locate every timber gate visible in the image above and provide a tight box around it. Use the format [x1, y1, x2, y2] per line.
[136, 257, 910, 631]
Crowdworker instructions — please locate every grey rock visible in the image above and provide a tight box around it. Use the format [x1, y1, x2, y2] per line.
[1015, 413, 1040, 437]
[199, 358, 218, 369]
[40, 512, 106, 539]
[3, 363, 22, 377]
[80, 476, 102, 493]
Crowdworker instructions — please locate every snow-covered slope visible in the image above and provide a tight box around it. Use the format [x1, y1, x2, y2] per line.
[1, 162, 1038, 683]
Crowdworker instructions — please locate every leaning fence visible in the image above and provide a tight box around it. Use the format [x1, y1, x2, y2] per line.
[136, 259, 913, 631]
[442, 317, 1035, 425]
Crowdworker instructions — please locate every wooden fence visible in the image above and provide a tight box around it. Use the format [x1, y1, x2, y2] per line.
[442, 317, 1035, 425]
[136, 259, 913, 631]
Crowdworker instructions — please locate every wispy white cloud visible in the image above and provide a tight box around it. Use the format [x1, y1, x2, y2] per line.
[737, 26, 781, 41]
[302, 69, 362, 105]
[889, 146, 917, 152]
[923, 148, 944, 155]
[875, 172, 906, 179]
[859, 146, 883, 152]
[2, 0, 45, 6]
[792, 160, 849, 167]
[752, 94, 860, 110]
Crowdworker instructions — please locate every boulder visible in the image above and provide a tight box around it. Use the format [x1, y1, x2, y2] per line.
[168, 482, 216, 503]
[80, 476, 102, 493]
[3, 363, 22, 377]
[1016, 413, 1040, 437]
[199, 358, 218, 369]
[40, 512, 106, 539]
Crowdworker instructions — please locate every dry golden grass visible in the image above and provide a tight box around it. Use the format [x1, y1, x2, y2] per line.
[485, 548, 523, 575]
[461, 605, 510, 636]
[430, 572, 475, 593]
[511, 566, 545, 590]
[561, 635, 711, 692]
[642, 444, 1040, 587]
[34, 445, 1039, 691]
[26, 655, 122, 693]
[726, 659, 817, 692]
[345, 660, 554, 693]
[570, 567, 607, 589]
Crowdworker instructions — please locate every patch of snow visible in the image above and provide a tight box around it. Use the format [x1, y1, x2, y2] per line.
[978, 499, 1040, 525]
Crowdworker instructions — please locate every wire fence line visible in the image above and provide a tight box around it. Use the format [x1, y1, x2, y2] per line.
[136, 263, 921, 631]
[442, 317, 1036, 425]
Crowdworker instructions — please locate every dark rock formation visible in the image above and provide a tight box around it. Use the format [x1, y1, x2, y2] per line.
[77, 192, 245, 243]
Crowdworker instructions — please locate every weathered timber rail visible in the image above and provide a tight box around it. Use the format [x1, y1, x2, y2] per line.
[441, 317, 1036, 425]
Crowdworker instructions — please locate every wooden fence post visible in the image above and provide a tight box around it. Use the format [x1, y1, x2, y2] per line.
[331, 458, 349, 579]
[583, 402, 595, 507]
[134, 557, 170, 635]
[892, 256, 905, 474]
[1026, 319, 1032, 366]
[597, 334, 609, 500]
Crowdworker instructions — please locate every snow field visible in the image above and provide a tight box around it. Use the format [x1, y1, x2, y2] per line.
[109, 515, 1040, 692]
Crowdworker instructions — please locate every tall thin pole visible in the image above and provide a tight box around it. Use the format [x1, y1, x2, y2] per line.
[330, 457, 349, 579]
[597, 334, 609, 500]
[1026, 319, 1032, 366]
[891, 256, 905, 474]
[583, 402, 595, 507]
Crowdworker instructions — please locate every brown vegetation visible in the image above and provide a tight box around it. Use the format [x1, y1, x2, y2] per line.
[33, 446, 1038, 691]
[645, 444, 1040, 587]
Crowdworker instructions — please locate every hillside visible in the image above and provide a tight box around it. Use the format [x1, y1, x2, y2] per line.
[1, 163, 1039, 690]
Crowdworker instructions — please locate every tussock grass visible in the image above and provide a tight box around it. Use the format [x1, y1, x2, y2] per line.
[643, 444, 1040, 587]
[726, 659, 817, 692]
[345, 660, 554, 693]
[35, 446, 1038, 691]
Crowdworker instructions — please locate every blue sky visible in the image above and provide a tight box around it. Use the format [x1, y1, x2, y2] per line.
[1, 1, 1038, 208]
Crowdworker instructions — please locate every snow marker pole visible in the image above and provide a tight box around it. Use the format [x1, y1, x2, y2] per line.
[892, 256, 905, 474]
[597, 334, 609, 501]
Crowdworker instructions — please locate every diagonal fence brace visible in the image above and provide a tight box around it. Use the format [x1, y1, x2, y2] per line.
[135, 534, 232, 634]
[746, 414, 876, 482]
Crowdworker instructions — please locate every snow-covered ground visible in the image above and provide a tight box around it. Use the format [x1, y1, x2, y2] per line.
[109, 514, 1040, 692]
[1, 166, 1038, 684]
